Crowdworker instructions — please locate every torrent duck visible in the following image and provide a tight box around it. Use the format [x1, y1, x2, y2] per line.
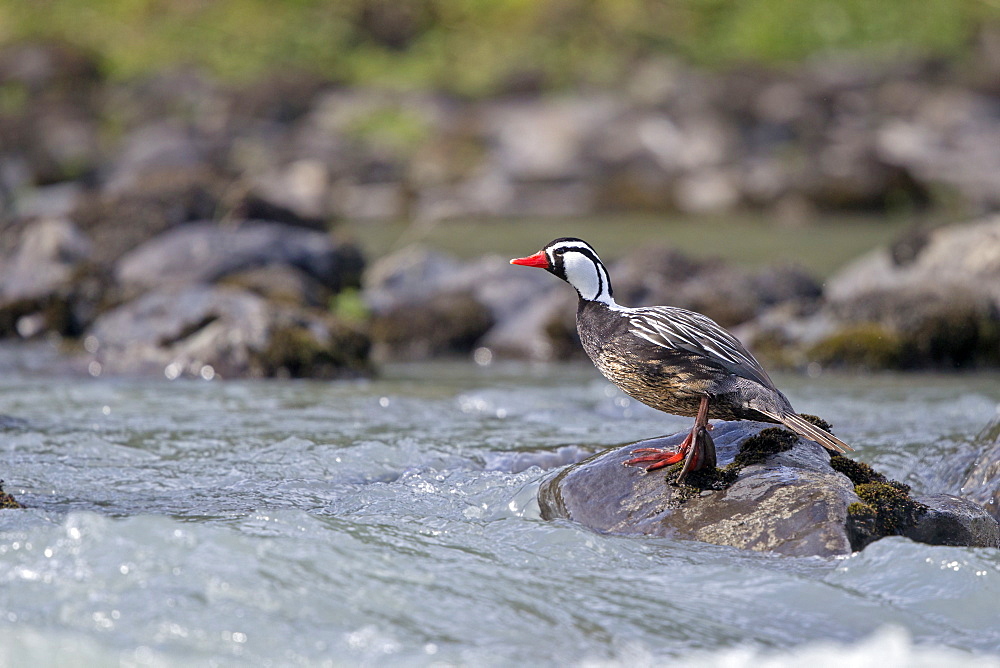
[511, 237, 852, 481]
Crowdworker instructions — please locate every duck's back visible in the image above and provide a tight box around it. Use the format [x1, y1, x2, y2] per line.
[576, 299, 794, 422]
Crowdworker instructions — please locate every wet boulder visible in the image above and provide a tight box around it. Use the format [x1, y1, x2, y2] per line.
[539, 421, 999, 556]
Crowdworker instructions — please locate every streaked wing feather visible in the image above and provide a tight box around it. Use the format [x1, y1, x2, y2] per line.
[627, 306, 774, 388]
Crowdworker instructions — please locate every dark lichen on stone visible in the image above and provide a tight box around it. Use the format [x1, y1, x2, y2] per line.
[0, 481, 22, 509]
[666, 464, 739, 503]
[835, 453, 927, 550]
[830, 452, 890, 486]
[855, 482, 927, 534]
[732, 427, 798, 468]
[663, 427, 792, 502]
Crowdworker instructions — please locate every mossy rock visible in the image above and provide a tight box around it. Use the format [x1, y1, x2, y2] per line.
[808, 323, 905, 369]
[830, 453, 889, 486]
[854, 482, 927, 535]
[539, 419, 999, 555]
[831, 452, 931, 549]
[252, 318, 371, 379]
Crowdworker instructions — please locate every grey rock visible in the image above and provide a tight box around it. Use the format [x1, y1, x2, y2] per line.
[115, 220, 363, 294]
[87, 285, 271, 378]
[611, 246, 822, 329]
[479, 288, 577, 361]
[364, 246, 564, 361]
[13, 182, 83, 220]
[817, 218, 1000, 368]
[218, 264, 330, 308]
[485, 97, 619, 181]
[0, 218, 92, 302]
[369, 290, 493, 361]
[906, 493, 1000, 548]
[362, 246, 463, 314]
[70, 167, 228, 265]
[740, 217, 1000, 370]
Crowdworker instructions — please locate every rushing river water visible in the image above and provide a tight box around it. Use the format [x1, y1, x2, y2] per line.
[1, 342, 999, 666]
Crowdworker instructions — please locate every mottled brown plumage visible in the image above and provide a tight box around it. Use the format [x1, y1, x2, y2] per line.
[511, 237, 852, 480]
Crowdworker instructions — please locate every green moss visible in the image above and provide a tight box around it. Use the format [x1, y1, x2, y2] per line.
[664, 461, 738, 505]
[854, 482, 927, 534]
[838, 455, 926, 549]
[808, 323, 906, 370]
[732, 427, 798, 468]
[830, 453, 890, 487]
[682, 465, 738, 490]
[848, 501, 875, 517]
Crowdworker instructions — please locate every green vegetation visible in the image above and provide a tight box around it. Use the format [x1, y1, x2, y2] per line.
[0, 1, 994, 95]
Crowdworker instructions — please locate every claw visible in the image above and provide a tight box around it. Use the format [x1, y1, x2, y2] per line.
[644, 455, 684, 471]
[623, 449, 685, 469]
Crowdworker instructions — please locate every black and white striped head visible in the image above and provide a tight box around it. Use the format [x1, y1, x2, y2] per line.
[510, 237, 615, 305]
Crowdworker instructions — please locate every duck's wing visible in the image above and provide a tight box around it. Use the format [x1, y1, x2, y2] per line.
[625, 306, 775, 389]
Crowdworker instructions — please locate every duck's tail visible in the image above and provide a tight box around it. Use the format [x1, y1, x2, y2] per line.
[760, 410, 854, 454]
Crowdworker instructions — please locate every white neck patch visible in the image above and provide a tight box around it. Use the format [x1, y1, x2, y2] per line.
[559, 249, 615, 305]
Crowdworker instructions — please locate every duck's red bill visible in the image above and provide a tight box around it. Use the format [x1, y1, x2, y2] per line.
[510, 251, 549, 269]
